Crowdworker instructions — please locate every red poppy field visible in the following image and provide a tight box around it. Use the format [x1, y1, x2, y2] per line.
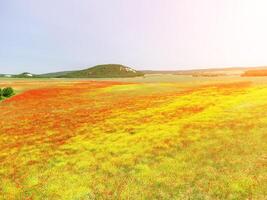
[0, 77, 267, 199]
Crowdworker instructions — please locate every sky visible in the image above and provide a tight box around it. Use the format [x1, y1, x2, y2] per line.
[1, 0, 267, 74]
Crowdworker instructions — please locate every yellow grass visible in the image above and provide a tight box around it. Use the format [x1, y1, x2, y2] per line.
[0, 75, 267, 199]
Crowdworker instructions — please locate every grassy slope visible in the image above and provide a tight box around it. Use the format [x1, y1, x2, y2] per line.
[0, 76, 267, 199]
[57, 64, 144, 78]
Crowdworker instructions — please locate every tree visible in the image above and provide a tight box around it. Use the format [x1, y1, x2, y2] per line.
[2, 87, 14, 97]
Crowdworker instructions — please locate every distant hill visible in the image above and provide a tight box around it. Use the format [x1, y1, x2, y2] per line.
[4, 65, 267, 79]
[3, 64, 143, 79]
[13, 72, 36, 78]
[143, 66, 267, 77]
[55, 64, 144, 78]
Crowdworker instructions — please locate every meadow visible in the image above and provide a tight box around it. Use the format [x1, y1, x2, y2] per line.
[0, 75, 267, 199]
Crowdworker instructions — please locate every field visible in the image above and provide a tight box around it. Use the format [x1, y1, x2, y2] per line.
[0, 75, 267, 199]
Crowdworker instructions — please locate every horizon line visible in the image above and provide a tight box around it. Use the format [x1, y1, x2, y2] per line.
[2, 64, 267, 75]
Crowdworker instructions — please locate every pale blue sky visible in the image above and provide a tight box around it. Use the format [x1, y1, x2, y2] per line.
[1, 0, 267, 74]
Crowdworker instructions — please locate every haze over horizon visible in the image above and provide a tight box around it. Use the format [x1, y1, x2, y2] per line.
[1, 0, 267, 74]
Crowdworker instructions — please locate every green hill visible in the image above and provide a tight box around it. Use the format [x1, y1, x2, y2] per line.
[56, 64, 144, 78]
